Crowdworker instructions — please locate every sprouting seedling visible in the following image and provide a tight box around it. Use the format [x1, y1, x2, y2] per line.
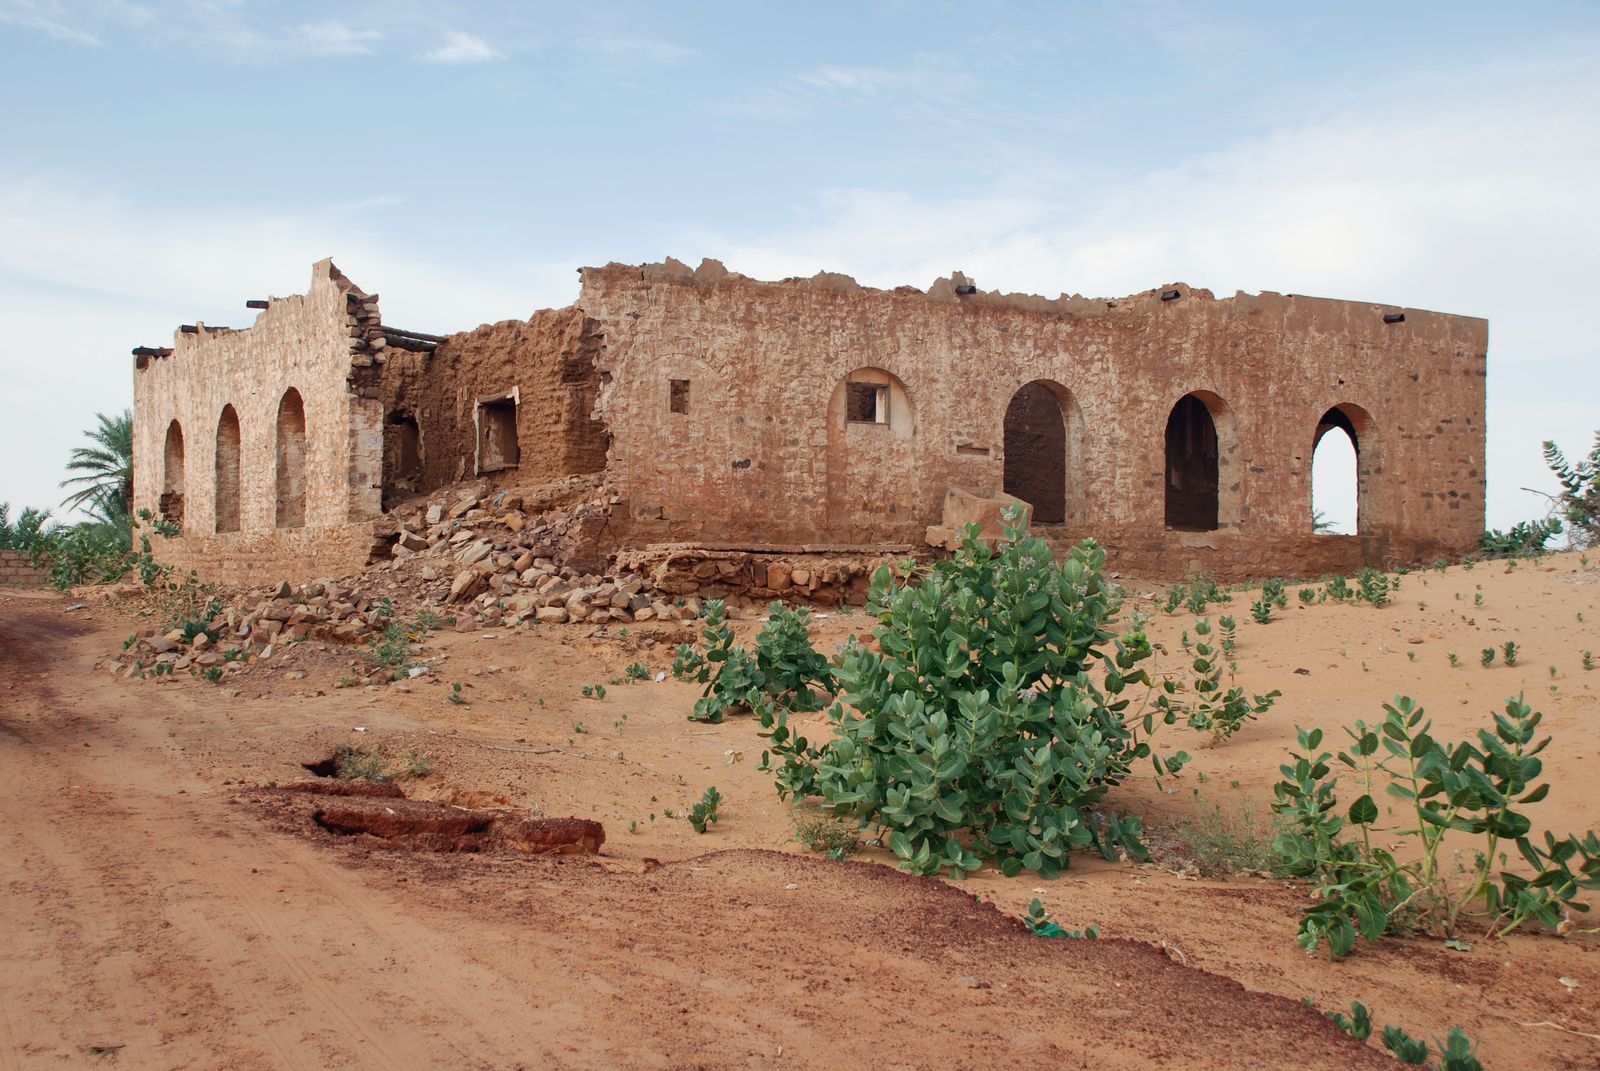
[688, 786, 722, 833]
[1448, 653, 1460, 668]
[573, 721, 589, 734]
[1502, 641, 1519, 667]
[1474, 592, 1485, 607]
[1480, 648, 1496, 667]
[448, 682, 464, 705]
[1583, 651, 1595, 671]
[1406, 651, 1416, 662]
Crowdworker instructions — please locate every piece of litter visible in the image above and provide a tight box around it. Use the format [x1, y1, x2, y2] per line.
[1559, 976, 1581, 991]
[655, 671, 667, 682]
[353, 726, 368, 733]
[408, 666, 428, 678]
[785, 882, 798, 890]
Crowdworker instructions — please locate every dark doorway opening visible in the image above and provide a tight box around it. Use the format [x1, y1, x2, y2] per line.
[1003, 382, 1068, 524]
[1165, 394, 1220, 531]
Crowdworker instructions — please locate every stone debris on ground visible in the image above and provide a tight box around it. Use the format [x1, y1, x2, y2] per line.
[100, 472, 918, 682]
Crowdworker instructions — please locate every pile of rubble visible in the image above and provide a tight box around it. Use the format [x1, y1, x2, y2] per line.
[106, 473, 944, 678]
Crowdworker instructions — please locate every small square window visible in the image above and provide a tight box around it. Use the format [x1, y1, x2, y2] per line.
[846, 382, 888, 424]
[669, 379, 690, 415]
[476, 396, 520, 473]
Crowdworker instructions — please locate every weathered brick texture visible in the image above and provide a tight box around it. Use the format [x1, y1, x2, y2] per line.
[131, 255, 1486, 584]
[0, 551, 48, 588]
[581, 259, 1486, 577]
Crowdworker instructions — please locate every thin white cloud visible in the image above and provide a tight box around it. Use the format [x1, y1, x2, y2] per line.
[424, 30, 502, 64]
[293, 20, 381, 57]
[576, 33, 691, 64]
[0, 0, 102, 44]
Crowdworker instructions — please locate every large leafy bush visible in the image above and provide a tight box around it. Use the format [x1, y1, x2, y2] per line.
[759, 516, 1187, 879]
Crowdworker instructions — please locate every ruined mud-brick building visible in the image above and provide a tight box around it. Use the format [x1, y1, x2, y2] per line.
[131, 256, 1486, 586]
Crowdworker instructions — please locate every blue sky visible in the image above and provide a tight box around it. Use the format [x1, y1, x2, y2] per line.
[3, 1, 1598, 535]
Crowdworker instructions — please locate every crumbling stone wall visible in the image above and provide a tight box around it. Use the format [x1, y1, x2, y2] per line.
[132, 253, 1488, 586]
[0, 551, 48, 588]
[377, 308, 608, 498]
[581, 258, 1487, 578]
[132, 259, 385, 580]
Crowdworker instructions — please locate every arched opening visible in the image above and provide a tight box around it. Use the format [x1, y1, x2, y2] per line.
[160, 419, 185, 530]
[1164, 392, 1234, 532]
[1002, 380, 1082, 525]
[275, 388, 308, 529]
[383, 409, 422, 508]
[826, 367, 915, 531]
[1312, 404, 1375, 535]
[214, 405, 241, 534]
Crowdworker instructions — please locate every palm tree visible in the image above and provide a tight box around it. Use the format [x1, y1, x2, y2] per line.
[60, 409, 133, 520]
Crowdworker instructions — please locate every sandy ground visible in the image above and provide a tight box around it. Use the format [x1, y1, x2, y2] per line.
[3, 552, 1600, 1069]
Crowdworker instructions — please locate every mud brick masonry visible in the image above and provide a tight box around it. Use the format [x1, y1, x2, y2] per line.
[131, 257, 1487, 585]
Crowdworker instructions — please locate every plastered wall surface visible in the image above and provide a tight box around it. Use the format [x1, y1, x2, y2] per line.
[582, 259, 1486, 577]
[131, 255, 1487, 584]
[133, 259, 383, 579]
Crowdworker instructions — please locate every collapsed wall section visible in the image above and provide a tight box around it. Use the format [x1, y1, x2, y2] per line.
[580, 258, 1488, 579]
[375, 308, 609, 503]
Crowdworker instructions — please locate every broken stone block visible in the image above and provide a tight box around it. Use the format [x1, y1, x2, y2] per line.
[927, 487, 1032, 550]
[449, 569, 487, 602]
[536, 606, 569, 624]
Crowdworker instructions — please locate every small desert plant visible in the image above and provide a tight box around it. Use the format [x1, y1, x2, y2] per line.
[673, 600, 834, 723]
[1480, 647, 1495, 667]
[447, 682, 464, 705]
[1024, 899, 1099, 939]
[1583, 651, 1595, 671]
[1356, 567, 1391, 607]
[1323, 1001, 1483, 1069]
[688, 786, 722, 833]
[1325, 575, 1353, 602]
[1448, 653, 1460, 668]
[1298, 587, 1317, 606]
[580, 683, 607, 700]
[1501, 641, 1520, 667]
[625, 662, 649, 681]
[1159, 618, 1279, 745]
[1171, 800, 1283, 877]
[415, 607, 449, 631]
[792, 811, 861, 859]
[1272, 695, 1600, 958]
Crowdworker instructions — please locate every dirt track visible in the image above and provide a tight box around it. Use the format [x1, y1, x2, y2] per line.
[0, 594, 1397, 1070]
[6, 556, 1600, 1069]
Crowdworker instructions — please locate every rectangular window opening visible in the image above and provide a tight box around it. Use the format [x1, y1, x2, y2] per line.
[846, 382, 888, 425]
[476, 396, 520, 474]
[669, 379, 691, 415]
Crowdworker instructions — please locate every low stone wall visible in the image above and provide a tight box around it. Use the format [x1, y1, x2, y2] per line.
[0, 551, 48, 588]
[150, 523, 385, 586]
[1045, 527, 1387, 583]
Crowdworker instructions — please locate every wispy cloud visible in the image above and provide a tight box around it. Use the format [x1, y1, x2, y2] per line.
[722, 55, 972, 120]
[576, 32, 691, 65]
[293, 20, 381, 57]
[423, 30, 503, 64]
[0, 0, 103, 45]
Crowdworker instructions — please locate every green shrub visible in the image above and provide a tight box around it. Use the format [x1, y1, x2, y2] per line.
[688, 786, 722, 833]
[1158, 618, 1279, 744]
[673, 599, 834, 723]
[1480, 518, 1563, 558]
[1356, 567, 1391, 607]
[756, 514, 1187, 879]
[1272, 695, 1600, 958]
[1325, 575, 1353, 602]
[1543, 433, 1598, 549]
